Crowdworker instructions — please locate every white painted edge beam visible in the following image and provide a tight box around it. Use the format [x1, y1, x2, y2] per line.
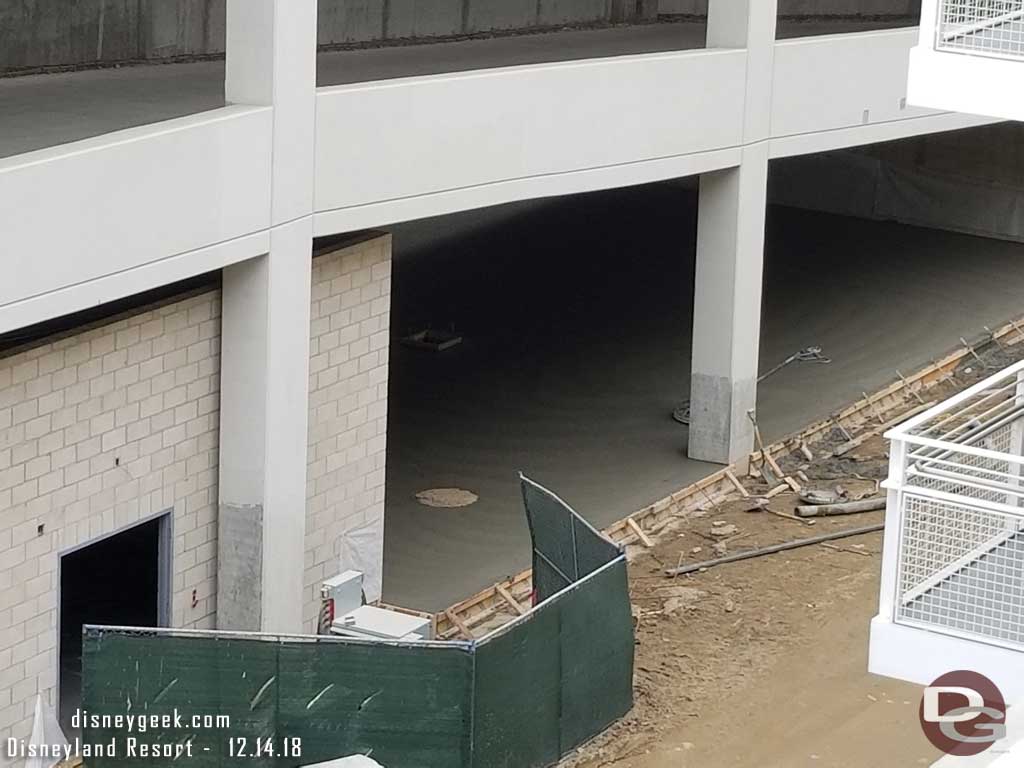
[313, 147, 743, 237]
[768, 112, 1001, 159]
[0, 230, 271, 336]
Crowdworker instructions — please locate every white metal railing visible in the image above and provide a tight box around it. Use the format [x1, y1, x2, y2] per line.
[886, 361, 1024, 650]
[937, 0, 1024, 59]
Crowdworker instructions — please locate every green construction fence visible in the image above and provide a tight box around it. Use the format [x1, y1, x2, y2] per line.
[80, 476, 634, 768]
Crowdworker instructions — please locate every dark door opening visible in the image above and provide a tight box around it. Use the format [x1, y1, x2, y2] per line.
[59, 514, 169, 734]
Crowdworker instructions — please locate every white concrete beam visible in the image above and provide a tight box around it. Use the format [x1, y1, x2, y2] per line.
[689, 143, 769, 465]
[217, 218, 313, 633]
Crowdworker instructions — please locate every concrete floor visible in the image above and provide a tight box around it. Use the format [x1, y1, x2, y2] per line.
[0, 18, 915, 159]
[0, 60, 227, 159]
[382, 185, 1024, 610]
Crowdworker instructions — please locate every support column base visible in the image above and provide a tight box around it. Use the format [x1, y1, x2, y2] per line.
[687, 373, 756, 465]
[216, 503, 263, 631]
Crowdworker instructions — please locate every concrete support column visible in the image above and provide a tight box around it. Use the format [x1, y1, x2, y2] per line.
[218, 219, 314, 633]
[217, 0, 317, 632]
[688, 0, 776, 465]
[706, 0, 777, 142]
[689, 144, 769, 465]
[225, 0, 317, 224]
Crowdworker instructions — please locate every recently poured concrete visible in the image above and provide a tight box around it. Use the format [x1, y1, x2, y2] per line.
[382, 187, 1024, 610]
[0, 18, 915, 158]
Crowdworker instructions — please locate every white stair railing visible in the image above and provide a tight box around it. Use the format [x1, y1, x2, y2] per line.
[936, 0, 1024, 59]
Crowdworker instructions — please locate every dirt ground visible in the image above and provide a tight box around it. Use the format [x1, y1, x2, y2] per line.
[566, 345, 1024, 768]
[566, 446, 933, 768]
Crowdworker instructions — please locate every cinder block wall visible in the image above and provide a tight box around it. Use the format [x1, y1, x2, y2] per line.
[0, 290, 221, 741]
[304, 235, 391, 629]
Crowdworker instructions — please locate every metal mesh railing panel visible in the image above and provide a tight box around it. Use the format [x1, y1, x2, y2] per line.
[909, 423, 1016, 505]
[937, 0, 1024, 58]
[896, 494, 1024, 649]
[897, 494, 1009, 596]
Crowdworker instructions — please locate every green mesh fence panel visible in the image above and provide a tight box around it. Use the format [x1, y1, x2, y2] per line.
[276, 640, 473, 767]
[472, 558, 633, 767]
[471, 600, 562, 768]
[521, 474, 621, 602]
[81, 477, 632, 768]
[81, 631, 279, 768]
[556, 559, 634, 753]
[82, 631, 473, 768]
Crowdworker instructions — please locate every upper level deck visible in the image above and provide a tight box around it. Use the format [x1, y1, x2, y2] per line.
[0, 6, 996, 336]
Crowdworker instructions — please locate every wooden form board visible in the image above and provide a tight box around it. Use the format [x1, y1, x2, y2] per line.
[430, 317, 1024, 640]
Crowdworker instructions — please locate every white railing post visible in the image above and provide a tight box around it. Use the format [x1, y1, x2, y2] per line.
[920, 0, 941, 51]
[877, 436, 908, 621]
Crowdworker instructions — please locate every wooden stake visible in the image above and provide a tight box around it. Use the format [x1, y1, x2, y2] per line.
[821, 542, 872, 557]
[1010, 318, 1024, 344]
[764, 452, 786, 482]
[769, 508, 815, 525]
[627, 518, 655, 548]
[445, 608, 472, 640]
[724, 469, 750, 498]
[496, 584, 527, 615]
[895, 370, 925, 404]
[832, 401, 935, 457]
[862, 392, 885, 424]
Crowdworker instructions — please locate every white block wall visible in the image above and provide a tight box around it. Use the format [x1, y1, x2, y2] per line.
[304, 234, 391, 629]
[0, 290, 221, 740]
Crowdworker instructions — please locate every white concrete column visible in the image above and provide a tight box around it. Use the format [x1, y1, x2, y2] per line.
[225, 0, 317, 224]
[706, 0, 777, 142]
[217, 218, 313, 633]
[689, 144, 769, 465]
[689, 0, 776, 465]
[217, 0, 317, 631]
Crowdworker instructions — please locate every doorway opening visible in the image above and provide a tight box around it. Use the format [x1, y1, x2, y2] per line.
[58, 513, 170, 734]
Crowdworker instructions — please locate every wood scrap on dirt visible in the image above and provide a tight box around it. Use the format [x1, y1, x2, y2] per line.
[563, 334, 1024, 768]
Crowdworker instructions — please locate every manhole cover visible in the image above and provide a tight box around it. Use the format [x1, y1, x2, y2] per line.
[415, 488, 479, 508]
